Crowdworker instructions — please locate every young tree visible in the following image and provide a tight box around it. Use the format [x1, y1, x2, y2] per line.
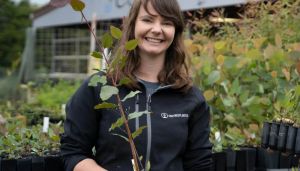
[0, 0, 33, 75]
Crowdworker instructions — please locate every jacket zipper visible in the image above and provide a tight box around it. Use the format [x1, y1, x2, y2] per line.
[145, 94, 152, 170]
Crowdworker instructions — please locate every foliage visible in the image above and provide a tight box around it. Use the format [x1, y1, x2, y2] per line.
[0, 0, 33, 72]
[0, 118, 62, 159]
[28, 80, 81, 112]
[186, 0, 300, 151]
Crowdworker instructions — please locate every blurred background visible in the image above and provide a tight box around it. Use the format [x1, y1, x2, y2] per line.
[0, 0, 299, 169]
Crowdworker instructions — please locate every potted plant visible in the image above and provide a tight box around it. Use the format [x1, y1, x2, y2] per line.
[0, 116, 63, 171]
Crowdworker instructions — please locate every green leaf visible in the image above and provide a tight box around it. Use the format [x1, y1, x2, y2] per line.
[125, 39, 138, 51]
[230, 79, 241, 95]
[70, 0, 85, 11]
[245, 49, 261, 59]
[109, 117, 125, 131]
[295, 85, 300, 96]
[207, 70, 221, 85]
[224, 57, 238, 69]
[110, 25, 122, 40]
[118, 77, 132, 86]
[88, 75, 101, 87]
[100, 85, 119, 101]
[132, 126, 147, 139]
[90, 51, 102, 59]
[121, 91, 141, 102]
[128, 111, 148, 120]
[214, 41, 226, 51]
[221, 96, 236, 107]
[94, 102, 117, 109]
[88, 75, 107, 87]
[102, 33, 113, 48]
[242, 96, 256, 107]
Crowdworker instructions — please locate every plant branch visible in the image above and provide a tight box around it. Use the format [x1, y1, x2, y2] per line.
[80, 10, 141, 171]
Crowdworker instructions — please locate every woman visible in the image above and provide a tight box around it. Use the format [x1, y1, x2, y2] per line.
[60, 0, 212, 170]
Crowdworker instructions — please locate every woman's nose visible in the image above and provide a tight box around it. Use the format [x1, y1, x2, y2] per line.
[151, 22, 163, 34]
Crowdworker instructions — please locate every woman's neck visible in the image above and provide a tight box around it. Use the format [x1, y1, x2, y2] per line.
[135, 53, 165, 82]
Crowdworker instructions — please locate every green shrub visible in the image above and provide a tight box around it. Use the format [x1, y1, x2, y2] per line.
[186, 0, 300, 151]
[0, 118, 62, 159]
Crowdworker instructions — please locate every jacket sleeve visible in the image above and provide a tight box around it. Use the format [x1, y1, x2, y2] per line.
[60, 77, 101, 171]
[183, 88, 213, 171]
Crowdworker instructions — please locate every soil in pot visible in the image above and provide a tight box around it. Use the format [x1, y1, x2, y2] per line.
[212, 152, 226, 171]
[269, 122, 280, 150]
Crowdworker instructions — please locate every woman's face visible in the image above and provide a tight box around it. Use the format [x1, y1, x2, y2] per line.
[134, 2, 175, 58]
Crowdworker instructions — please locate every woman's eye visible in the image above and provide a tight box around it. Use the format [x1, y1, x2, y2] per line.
[142, 18, 152, 23]
[163, 22, 174, 26]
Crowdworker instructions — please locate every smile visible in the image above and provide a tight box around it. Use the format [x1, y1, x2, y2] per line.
[145, 37, 163, 43]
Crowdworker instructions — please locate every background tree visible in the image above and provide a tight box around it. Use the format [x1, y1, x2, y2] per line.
[0, 0, 33, 77]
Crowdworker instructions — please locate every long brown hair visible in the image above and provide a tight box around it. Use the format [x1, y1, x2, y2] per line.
[110, 0, 192, 92]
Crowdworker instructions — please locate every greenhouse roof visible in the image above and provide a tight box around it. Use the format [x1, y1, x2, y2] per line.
[32, 0, 255, 28]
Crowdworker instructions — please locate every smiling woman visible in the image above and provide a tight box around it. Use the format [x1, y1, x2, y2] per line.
[60, 0, 213, 171]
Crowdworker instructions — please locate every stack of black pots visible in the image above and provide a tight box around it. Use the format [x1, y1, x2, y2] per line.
[261, 121, 300, 154]
[0, 155, 64, 171]
[260, 121, 300, 169]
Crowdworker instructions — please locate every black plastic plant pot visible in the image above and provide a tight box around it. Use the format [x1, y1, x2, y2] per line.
[261, 122, 271, 148]
[295, 127, 300, 154]
[45, 155, 64, 171]
[224, 148, 236, 171]
[212, 152, 226, 171]
[277, 123, 289, 151]
[0, 157, 2, 171]
[1, 158, 17, 171]
[256, 148, 280, 170]
[286, 125, 297, 153]
[235, 147, 256, 171]
[31, 157, 45, 171]
[269, 122, 280, 150]
[17, 158, 32, 171]
[279, 153, 293, 168]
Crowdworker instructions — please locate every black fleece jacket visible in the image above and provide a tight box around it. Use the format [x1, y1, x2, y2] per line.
[60, 73, 212, 171]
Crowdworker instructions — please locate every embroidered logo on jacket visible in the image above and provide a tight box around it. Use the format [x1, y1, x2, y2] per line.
[160, 113, 189, 119]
